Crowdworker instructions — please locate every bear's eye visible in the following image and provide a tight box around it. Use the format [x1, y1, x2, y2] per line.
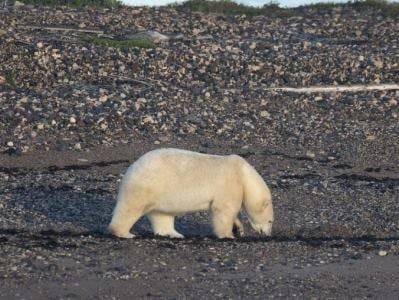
[268, 221, 272, 224]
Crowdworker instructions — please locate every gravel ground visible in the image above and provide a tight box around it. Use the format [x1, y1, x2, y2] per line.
[0, 3, 398, 299]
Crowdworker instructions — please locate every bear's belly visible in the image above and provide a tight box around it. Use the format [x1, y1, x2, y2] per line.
[154, 194, 213, 215]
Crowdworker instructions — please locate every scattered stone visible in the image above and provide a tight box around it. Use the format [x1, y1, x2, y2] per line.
[56, 142, 68, 152]
[260, 111, 270, 118]
[99, 95, 108, 103]
[306, 151, 316, 159]
[3, 147, 21, 156]
[249, 42, 257, 50]
[378, 250, 387, 256]
[158, 136, 170, 143]
[373, 59, 383, 69]
[14, 1, 24, 7]
[388, 99, 397, 106]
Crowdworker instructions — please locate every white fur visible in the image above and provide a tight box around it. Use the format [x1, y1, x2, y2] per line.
[108, 148, 273, 239]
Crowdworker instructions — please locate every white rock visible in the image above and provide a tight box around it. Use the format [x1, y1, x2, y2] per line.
[306, 151, 315, 159]
[7, 141, 14, 147]
[143, 116, 154, 124]
[99, 95, 108, 102]
[378, 250, 387, 256]
[158, 136, 170, 142]
[249, 64, 263, 72]
[14, 1, 24, 7]
[69, 117, 76, 124]
[373, 59, 383, 69]
[249, 42, 257, 50]
[388, 99, 397, 106]
[260, 110, 270, 118]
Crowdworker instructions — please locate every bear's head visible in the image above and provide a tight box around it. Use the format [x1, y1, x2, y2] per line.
[247, 200, 274, 236]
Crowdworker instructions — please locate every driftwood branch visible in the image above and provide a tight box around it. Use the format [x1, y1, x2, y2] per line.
[265, 84, 399, 93]
[103, 74, 153, 88]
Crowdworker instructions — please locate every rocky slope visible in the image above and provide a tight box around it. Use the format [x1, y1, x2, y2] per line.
[0, 4, 398, 165]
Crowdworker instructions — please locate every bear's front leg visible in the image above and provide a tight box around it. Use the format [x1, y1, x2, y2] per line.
[211, 207, 237, 239]
[233, 217, 244, 237]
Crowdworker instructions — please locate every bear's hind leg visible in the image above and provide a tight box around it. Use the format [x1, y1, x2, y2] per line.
[108, 201, 144, 238]
[147, 212, 184, 239]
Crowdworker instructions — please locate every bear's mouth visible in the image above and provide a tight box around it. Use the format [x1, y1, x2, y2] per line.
[249, 220, 273, 236]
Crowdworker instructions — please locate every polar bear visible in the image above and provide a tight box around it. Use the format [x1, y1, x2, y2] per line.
[108, 148, 273, 239]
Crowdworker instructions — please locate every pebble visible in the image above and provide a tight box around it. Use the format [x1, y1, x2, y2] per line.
[99, 95, 108, 103]
[306, 151, 316, 159]
[388, 99, 397, 106]
[260, 111, 270, 118]
[378, 250, 387, 256]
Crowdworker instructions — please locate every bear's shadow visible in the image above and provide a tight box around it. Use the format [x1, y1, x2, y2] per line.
[16, 187, 215, 236]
